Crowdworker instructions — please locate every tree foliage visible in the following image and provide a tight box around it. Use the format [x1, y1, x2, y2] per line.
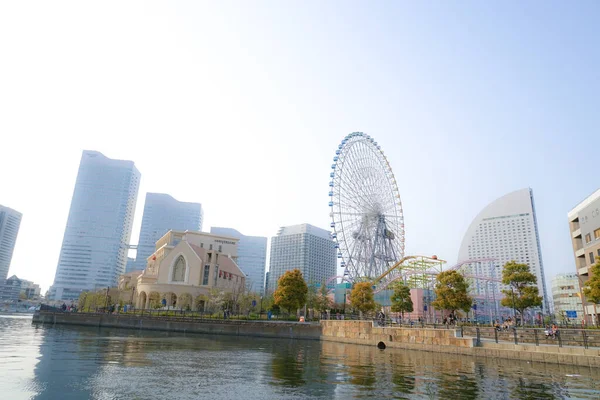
[390, 281, 413, 318]
[431, 270, 472, 315]
[274, 269, 308, 313]
[78, 290, 112, 311]
[148, 291, 161, 309]
[500, 261, 542, 324]
[583, 256, 600, 304]
[348, 282, 377, 315]
[315, 282, 332, 312]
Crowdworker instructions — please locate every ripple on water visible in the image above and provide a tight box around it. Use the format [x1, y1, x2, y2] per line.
[1, 316, 600, 399]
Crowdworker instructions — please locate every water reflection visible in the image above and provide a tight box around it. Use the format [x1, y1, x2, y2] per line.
[2, 316, 600, 399]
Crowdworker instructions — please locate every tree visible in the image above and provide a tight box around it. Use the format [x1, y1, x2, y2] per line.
[314, 282, 332, 313]
[348, 282, 377, 315]
[431, 270, 472, 317]
[194, 294, 207, 311]
[148, 291, 161, 309]
[274, 269, 308, 313]
[179, 293, 193, 310]
[500, 261, 542, 325]
[583, 256, 600, 305]
[390, 281, 413, 320]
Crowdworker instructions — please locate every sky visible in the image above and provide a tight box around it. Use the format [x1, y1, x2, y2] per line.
[0, 1, 599, 293]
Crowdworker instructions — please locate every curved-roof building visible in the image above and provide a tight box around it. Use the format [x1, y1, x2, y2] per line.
[457, 188, 549, 314]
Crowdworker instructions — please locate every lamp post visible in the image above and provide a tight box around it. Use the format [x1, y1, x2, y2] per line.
[259, 295, 263, 318]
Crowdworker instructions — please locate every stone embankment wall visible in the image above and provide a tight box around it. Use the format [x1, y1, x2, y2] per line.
[320, 320, 475, 354]
[320, 320, 600, 368]
[33, 313, 600, 367]
[32, 312, 321, 340]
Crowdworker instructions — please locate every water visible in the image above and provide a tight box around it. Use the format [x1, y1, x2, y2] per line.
[1, 315, 600, 399]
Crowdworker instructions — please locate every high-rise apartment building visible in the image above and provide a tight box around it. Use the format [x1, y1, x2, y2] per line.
[210, 227, 267, 294]
[551, 273, 584, 324]
[457, 188, 550, 314]
[268, 224, 336, 292]
[133, 193, 202, 271]
[0, 205, 22, 281]
[568, 188, 600, 322]
[50, 151, 140, 300]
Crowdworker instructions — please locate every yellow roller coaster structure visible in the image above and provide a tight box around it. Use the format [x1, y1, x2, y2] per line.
[370, 255, 446, 293]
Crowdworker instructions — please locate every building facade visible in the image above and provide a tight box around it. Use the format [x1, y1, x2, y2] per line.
[120, 230, 245, 310]
[50, 151, 141, 301]
[568, 188, 600, 322]
[0, 205, 22, 282]
[210, 227, 267, 294]
[457, 188, 550, 315]
[0, 275, 41, 302]
[268, 224, 336, 292]
[551, 273, 584, 324]
[133, 193, 202, 271]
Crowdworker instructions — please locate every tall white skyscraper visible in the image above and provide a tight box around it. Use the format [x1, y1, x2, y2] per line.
[0, 205, 22, 281]
[50, 151, 140, 300]
[133, 193, 202, 272]
[457, 188, 550, 313]
[268, 224, 336, 292]
[210, 227, 267, 294]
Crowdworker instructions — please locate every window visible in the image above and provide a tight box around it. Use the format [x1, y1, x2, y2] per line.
[595, 229, 600, 240]
[172, 256, 186, 282]
[590, 252, 595, 265]
[218, 245, 222, 252]
[586, 233, 592, 244]
[203, 265, 210, 285]
[209, 244, 213, 250]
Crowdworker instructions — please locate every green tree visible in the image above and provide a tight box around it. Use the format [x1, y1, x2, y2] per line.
[148, 291, 161, 309]
[179, 293, 193, 310]
[78, 292, 89, 311]
[348, 282, 377, 315]
[390, 281, 413, 320]
[431, 270, 473, 317]
[500, 261, 542, 325]
[583, 256, 600, 304]
[194, 294, 207, 311]
[315, 282, 332, 313]
[274, 269, 308, 313]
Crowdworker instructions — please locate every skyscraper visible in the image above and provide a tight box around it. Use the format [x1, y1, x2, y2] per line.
[268, 224, 336, 292]
[50, 151, 140, 300]
[133, 193, 202, 272]
[210, 227, 267, 294]
[0, 205, 22, 281]
[568, 188, 600, 322]
[457, 188, 550, 314]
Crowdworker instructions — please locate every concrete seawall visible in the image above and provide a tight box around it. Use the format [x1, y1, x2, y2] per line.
[33, 313, 600, 367]
[32, 312, 321, 340]
[320, 320, 600, 368]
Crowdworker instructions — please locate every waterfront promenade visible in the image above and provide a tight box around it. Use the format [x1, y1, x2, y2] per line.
[33, 311, 600, 368]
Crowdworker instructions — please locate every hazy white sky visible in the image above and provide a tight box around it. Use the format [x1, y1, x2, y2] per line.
[1, 1, 599, 292]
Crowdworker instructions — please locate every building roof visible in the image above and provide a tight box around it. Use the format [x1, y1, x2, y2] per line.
[568, 188, 600, 219]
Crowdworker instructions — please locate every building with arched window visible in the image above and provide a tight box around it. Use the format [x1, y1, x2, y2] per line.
[119, 230, 245, 310]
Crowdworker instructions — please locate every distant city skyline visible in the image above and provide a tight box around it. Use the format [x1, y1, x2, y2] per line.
[50, 151, 140, 300]
[133, 193, 203, 272]
[1, 2, 599, 292]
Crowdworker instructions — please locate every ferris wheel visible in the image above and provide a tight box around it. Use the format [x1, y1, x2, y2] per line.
[329, 132, 405, 282]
